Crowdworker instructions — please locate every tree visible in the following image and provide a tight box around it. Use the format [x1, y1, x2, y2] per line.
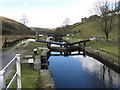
[115, 0, 120, 9]
[20, 14, 28, 25]
[63, 18, 70, 26]
[95, 0, 117, 42]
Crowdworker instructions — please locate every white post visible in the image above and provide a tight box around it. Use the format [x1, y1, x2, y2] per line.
[0, 70, 6, 89]
[16, 54, 22, 89]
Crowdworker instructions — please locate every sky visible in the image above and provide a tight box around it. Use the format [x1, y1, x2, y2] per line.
[0, 0, 118, 28]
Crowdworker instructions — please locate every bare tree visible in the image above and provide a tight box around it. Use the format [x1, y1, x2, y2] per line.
[95, 0, 117, 42]
[63, 18, 70, 26]
[20, 14, 28, 25]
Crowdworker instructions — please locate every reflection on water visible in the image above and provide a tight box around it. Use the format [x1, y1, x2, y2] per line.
[73, 56, 119, 88]
[48, 53, 120, 88]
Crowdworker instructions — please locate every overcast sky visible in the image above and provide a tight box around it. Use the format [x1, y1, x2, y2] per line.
[0, 0, 117, 28]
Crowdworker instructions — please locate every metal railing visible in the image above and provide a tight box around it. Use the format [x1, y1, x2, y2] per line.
[0, 54, 22, 89]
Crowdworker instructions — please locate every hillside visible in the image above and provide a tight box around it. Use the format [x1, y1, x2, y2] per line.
[66, 16, 118, 40]
[30, 27, 47, 31]
[0, 16, 35, 35]
[61, 15, 119, 60]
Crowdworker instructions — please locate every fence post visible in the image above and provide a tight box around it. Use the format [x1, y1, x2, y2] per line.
[0, 70, 6, 89]
[16, 54, 22, 89]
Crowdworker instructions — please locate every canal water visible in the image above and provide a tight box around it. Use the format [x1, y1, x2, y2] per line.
[48, 51, 120, 88]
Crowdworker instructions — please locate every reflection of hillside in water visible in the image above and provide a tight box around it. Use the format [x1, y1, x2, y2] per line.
[73, 55, 120, 88]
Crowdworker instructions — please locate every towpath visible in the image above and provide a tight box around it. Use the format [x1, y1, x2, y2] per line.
[0, 40, 29, 70]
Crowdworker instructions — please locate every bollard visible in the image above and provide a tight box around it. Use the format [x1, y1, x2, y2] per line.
[34, 48, 37, 55]
[83, 43, 86, 47]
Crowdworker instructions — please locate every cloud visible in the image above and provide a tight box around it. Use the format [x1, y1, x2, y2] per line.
[22, 3, 29, 7]
[0, 0, 99, 28]
[73, 55, 102, 72]
[72, 55, 120, 86]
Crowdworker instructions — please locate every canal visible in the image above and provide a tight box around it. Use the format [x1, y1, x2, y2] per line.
[48, 51, 120, 88]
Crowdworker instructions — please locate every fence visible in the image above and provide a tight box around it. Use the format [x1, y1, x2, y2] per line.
[0, 54, 22, 89]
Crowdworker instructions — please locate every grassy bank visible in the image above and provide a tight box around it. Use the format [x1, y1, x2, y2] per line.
[69, 19, 118, 39]
[23, 38, 46, 57]
[66, 37, 118, 56]
[6, 64, 40, 88]
[65, 36, 119, 65]
[87, 41, 118, 57]
[21, 63, 39, 88]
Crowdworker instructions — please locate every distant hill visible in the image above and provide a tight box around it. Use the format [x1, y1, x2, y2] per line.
[0, 16, 35, 35]
[30, 27, 53, 35]
[30, 27, 47, 31]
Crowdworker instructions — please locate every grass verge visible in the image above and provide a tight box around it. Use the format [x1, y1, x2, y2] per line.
[23, 41, 46, 59]
[65, 37, 119, 60]
[6, 63, 40, 88]
[87, 41, 118, 57]
[21, 63, 39, 88]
